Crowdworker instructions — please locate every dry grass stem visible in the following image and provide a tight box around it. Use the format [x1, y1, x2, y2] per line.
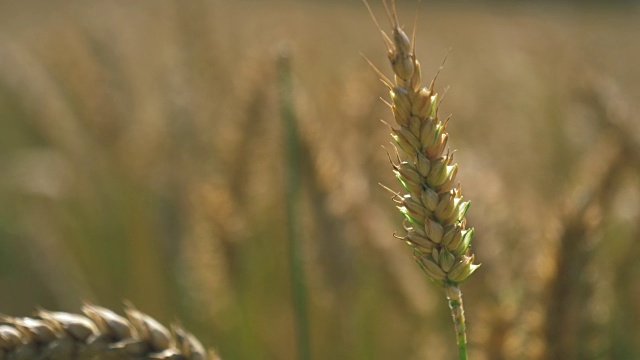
[543, 137, 625, 359]
[580, 74, 640, 164]
[542, 74, 640, 358]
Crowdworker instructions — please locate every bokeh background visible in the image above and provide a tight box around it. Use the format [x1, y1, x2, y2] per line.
[1, 0, 639, 359]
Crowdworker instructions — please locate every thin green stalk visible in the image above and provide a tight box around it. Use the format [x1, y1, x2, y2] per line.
[277, 47, 311, 360]
[446, 285, 468, 360]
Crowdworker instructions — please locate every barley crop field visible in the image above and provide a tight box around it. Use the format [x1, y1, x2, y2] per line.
[1, 0, 639, 359]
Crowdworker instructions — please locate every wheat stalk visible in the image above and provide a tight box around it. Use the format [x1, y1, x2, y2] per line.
[0, 304, 219, 360]
[277, 47, 312, 360]
[364, 1, 480, 358]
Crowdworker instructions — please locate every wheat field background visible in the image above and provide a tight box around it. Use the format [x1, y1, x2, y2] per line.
[1, 0, 639, 359]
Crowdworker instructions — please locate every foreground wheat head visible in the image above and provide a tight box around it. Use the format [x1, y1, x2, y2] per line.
[0, 304, 218, 360]
[365, 0, 479, 358]
[366, 0, 480, 291]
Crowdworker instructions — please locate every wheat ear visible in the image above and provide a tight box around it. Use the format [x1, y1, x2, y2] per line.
[0, 304, 218, 360]
[365, 1, 479, 358]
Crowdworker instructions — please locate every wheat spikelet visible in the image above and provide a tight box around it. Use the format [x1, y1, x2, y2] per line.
[0, 304, 219, 360]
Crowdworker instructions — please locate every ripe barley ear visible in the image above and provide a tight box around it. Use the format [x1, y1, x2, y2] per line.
[364, 1, 480, 358]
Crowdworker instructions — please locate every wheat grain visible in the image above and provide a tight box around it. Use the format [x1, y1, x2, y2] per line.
[0, 304, 219, 360]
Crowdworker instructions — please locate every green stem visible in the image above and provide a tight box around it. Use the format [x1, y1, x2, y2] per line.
[278, 46, 312, 360]
[446, 284, 468, 360]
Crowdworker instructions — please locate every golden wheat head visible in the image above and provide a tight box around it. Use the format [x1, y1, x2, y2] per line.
[0, 304, 219, 360]
[364, 0, 480, 287]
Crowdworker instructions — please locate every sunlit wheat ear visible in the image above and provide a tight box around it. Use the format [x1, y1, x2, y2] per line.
[365, 1, 479, 358]
[0, 304, 218, 360]
[365, 0, 479, 289]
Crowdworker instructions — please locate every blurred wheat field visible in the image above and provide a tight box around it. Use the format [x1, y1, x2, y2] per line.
[1, 0, 639, 359]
